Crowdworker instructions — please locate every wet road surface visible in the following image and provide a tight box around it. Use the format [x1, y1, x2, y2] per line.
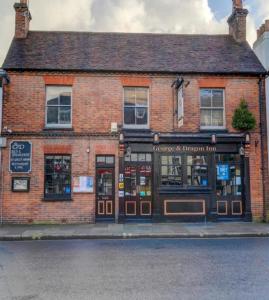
[1, 238, 269, 300]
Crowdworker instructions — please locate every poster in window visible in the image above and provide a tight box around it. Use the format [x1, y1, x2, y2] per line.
[217, 164, 230, 181]
[73, 176, 94, 193]
[177, 85, 184, 127]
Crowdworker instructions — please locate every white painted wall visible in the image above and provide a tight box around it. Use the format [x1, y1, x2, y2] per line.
[254, 32, 269, 164]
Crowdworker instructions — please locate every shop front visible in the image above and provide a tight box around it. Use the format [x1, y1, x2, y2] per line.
[118, 132, 251, 222]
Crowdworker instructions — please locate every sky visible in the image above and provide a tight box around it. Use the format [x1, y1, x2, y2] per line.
[0, 0, 269, 66]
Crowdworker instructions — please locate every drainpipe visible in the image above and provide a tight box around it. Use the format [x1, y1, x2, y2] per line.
[258, 74, 269, 222]
[0, 69, 10, 225]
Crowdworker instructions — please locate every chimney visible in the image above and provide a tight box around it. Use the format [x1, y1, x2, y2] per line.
[256, 20, 269, 40]
[14, 0, 31, 39]
[227, 0, 248, 42]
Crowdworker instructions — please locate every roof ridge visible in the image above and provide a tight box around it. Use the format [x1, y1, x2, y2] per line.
[28, 30, 231, 37]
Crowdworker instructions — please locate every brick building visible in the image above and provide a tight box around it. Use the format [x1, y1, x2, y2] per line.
[0, 0, 268, 224]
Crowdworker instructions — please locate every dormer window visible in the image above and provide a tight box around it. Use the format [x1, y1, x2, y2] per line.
[46, 86, 72, 128]
[123, 87, 149, 129]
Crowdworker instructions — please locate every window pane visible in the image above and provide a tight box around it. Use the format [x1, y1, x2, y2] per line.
[212, 109, 224, 126]
[60, 93, 71, 105]
[59, 106, 71, 124]
[124, 107, 135, 125]
[136, 107, 148, 125]
[124, 88, 136, 106]
[212, 90, 224, 107]
[47, 96, 59, 106]
[136, 88, 148, 106]
[45, 155, 71, 197]
[47, 106, 58, 124]
[201, 109, 211, 126]
[105, 156, 114, 164]
[200, 89, 211, 107]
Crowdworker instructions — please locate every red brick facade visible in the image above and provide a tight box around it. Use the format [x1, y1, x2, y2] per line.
[1, 72, 267, 223]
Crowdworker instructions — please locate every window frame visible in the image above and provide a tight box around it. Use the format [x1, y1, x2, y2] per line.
[200, 88, 226, 130]
[44, 154, 72, 201]
[123, 87, 150, 129]
[45, 85, 73, 129]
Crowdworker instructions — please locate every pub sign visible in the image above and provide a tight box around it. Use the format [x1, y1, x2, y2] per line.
[10, 141, 32, 173]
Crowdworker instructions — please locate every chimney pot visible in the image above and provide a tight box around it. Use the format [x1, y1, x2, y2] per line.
[233, 0, 243, 10]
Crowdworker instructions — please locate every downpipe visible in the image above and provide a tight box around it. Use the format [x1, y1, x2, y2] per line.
[0, 70, 10, 225]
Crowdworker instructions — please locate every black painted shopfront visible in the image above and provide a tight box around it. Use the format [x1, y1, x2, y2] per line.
[118, 131, 251, 222]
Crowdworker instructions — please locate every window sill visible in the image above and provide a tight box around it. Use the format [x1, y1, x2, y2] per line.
[200, 127, 227, 132]
[43, 127, 74, 131]
[42, 196, 73, 202]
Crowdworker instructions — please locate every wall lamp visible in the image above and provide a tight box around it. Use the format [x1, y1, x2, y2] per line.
[153, 132, 160, 144]
[245, 133, 250, 144]
[211, 134, 217, 144]
[119, 132, 124, 144]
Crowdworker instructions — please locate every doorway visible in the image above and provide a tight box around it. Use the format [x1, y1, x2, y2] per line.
[124, 153, 153, 219]
[96, 156, 115, 221]
[215, 154, 244, 218]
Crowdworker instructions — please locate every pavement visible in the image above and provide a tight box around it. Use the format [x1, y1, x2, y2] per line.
[1, 221, 269, 241]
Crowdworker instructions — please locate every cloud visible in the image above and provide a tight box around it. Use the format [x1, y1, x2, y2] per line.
[0, 0, 268, 65]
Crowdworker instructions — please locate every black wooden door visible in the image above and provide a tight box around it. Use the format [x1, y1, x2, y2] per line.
[124, 153, 153, 218]
[215, 154, 244, 218]
[96, 167, 115, 219]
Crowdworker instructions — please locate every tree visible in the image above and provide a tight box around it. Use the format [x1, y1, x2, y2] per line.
[232, 99, 256, 131]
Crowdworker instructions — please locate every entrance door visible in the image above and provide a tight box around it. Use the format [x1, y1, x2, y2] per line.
[124, 153, 153, 218]
[96, 156, 115, 220]
[215, 154, 244, 218]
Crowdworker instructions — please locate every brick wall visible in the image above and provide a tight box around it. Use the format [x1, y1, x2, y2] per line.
[1, 71, 266, 223]
[1, 137, 119, 224]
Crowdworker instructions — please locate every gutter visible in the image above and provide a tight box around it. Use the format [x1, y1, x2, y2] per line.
[2, 68, 268, 77]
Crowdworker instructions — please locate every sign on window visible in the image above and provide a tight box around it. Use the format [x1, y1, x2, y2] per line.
[217, 164, 230, 181]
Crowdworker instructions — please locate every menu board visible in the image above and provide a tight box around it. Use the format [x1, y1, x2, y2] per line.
[10, 141, 32, 173]
[73, 176, 94, 193]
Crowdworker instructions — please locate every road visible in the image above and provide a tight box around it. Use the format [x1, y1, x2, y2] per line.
[0, 238, 269, 300]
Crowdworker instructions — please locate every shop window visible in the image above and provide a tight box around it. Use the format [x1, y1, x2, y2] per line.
[200, 89, 225, 129]
[216, 154, 242, 196]
[187, 155, 208, 186]
[46, 86, 72, 128]
[124, 87, 149, 128]
[44, 155, 71, 200]
[161, 155, 183, 186]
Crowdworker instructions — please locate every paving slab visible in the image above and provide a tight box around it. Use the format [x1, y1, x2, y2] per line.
[0, 222, 269, 241]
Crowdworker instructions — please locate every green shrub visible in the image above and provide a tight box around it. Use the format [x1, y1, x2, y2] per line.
[232, 99, 256, 131]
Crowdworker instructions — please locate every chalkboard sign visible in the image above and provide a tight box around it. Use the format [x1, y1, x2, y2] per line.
[10, 141, 32, 173]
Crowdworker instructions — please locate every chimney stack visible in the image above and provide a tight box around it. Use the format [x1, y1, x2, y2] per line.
[256, 20, 269, 40]
[227, 0, 248, 43]
[14, 0, 31, 39]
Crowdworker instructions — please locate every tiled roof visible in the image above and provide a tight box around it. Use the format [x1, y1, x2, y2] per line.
[2, 31, 266, 74]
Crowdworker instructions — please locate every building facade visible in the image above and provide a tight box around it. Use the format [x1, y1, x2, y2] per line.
[1, 0, 268, 224]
